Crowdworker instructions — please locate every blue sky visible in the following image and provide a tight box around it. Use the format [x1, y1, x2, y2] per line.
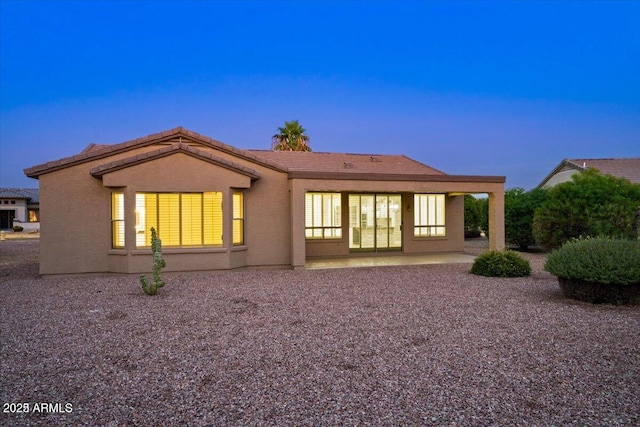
[1, 0, 639, 190]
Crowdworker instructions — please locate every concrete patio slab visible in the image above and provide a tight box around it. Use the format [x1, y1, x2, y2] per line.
[305, 252, 476, 269]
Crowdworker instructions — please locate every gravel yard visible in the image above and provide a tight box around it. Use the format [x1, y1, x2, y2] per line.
[1, 240, 639, 426]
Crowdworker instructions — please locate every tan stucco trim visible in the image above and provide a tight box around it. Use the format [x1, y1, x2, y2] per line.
[288, 171, 505, 183]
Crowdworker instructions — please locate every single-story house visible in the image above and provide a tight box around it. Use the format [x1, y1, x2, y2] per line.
[0, 188, 40, 231]
[24, 127, 505, 276]
[537, 158, 640, 188]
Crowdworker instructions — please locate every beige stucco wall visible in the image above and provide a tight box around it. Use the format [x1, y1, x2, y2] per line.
[37, 147, 293, 275]
[242, 168, 291, 267]
[38, 164, 111, 275]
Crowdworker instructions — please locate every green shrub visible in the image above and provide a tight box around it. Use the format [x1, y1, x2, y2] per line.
[533, 169, 640, 250]
[545, 237, 640, 305]
[505, 187, 548, 249]
[545, 237, 640, 285]
[470, 250, 531, 277]
[12, 225, 24, 232]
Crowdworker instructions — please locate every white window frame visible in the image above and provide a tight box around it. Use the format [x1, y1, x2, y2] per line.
[305, 192, 342, 239]
[414, 194, 446, 237]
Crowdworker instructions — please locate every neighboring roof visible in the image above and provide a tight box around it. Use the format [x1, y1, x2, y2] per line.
[538, 158, 640, 188]
[0, 188, 39, 203]
[24, 126, 504, 183]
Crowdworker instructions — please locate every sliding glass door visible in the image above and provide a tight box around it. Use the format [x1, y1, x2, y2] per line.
[349, 194, 402, 252]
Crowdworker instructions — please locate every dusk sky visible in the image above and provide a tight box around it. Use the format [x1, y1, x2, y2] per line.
[1, 0, 639, 190]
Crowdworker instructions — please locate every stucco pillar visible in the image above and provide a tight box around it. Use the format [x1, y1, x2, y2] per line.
[223, 188, 235, 269]
[290, 181, 306, 269]
[488, 191, 505, 251]
[124, 187, 136, 251]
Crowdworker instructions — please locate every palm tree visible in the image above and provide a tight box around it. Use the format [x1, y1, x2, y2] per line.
[271, 120, 311, 151]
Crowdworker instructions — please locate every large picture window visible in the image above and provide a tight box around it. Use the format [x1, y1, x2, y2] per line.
[414, 194, 446, 237]
[135, 192, 223, 248]
[111, 192, 125, 248]
[305, 192, 342, 239]
[232, 192, 244, 246]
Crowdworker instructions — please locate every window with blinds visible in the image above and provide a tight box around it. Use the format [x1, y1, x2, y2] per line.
[305, 192, 342, 239]
[414, 194, 446, 237]
[111, 192, 125, 248]
[232, 192, 244, 246]
[135, 192, 223, 248]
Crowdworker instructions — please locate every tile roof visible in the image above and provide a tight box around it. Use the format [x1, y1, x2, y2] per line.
[567, 158, 640, 184]
[0, 188, 39, 203]
[538, 157, 640, 187]
[24, 126, 286, 178]
[23, 126, 505, 183]
[247, 150, 446, 176]
[81, 143, 111, 154]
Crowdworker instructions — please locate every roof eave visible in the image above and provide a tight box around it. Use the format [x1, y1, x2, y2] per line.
[288, 171, 505, 183]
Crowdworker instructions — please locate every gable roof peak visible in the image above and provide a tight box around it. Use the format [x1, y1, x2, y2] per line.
[89, 142, 261, 181]
[24, 127, 290, 178]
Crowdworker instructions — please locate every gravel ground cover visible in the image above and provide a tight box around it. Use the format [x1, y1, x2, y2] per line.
[1, 240, 639, 426]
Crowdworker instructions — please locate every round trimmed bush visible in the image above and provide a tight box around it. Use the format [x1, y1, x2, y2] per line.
[544, 237, 640, 305]
[12, 225, 24, 232]
[470, 250, 531, 277]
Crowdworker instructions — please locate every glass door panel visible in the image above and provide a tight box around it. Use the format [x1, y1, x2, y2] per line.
[349, 194, 401, 252]
[388, 195, 402, 249]
[376, 195, 389, 248]
[349, 195, 375, 250]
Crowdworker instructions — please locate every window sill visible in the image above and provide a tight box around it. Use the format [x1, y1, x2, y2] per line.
[413, 236, 447, 241]
[108, 249, 127, 255]
[131, 247, 228, 255]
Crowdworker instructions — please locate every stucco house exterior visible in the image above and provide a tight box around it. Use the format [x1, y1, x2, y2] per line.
[0, 188, 40, 231]
[24, 127, 505, 276]
[537, 158, 640, 188]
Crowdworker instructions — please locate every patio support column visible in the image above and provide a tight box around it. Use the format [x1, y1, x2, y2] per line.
[290, 180, 306, 269]
[488, 191, 505, 251]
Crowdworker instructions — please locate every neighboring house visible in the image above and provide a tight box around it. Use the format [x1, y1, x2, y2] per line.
[0, 188, 40, 231]
[537, 158, 640, 188]
[24, 127, 505, 276]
